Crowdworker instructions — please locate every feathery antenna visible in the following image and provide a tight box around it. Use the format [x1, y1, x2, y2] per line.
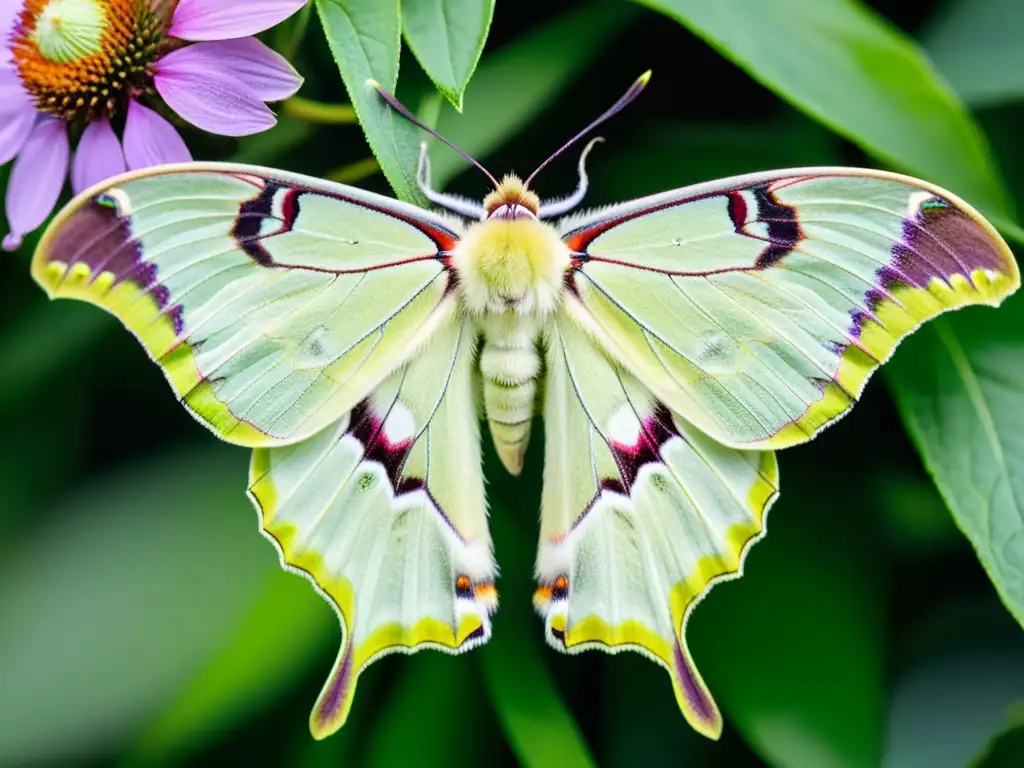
[367, 80, 500, 190]
[524, 71, 652, 189]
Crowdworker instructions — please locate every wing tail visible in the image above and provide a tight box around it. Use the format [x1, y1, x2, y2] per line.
[249, 319, 495, 737]
[536, 313, 778, 738]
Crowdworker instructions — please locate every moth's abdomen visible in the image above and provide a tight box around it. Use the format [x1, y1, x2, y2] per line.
[480, 337, 539, 476]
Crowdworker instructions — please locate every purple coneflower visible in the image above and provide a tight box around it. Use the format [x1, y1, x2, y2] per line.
[1, 0, 306, 249]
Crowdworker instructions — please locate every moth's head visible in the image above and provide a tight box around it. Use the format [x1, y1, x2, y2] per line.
[483, 175, 540, 220]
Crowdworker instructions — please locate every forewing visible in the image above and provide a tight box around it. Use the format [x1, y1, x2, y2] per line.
[562, 168, 1019, 449]
[249, 317, 493, 738]
[32, 163, 462, 447]
[536, 313, 778, 738]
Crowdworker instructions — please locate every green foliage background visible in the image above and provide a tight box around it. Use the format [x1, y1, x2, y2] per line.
[2, 0, 1024, 765]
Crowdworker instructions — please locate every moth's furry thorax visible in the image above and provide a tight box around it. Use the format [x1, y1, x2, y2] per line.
[452, 217, 570, 316]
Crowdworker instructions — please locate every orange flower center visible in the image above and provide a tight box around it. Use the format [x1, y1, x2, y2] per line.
[11, 0, 165, 123]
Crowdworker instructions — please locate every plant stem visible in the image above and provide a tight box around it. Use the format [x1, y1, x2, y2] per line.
[283, 97, 357, 124]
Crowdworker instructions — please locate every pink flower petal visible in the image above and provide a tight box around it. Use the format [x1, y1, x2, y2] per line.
[165, 38, 302, 103]
[4, 117, 69, 250]
[155, 47, 276, 136]
[0, 64, 30, 110]
[168, 0, 307, 41]
[122, 99, 192, 170]
[0, 104, 35, 165]
[0, 1, 19, 65]
[71, 117, 126, 194]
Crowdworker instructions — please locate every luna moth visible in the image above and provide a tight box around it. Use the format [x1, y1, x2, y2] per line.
[29, 71, 1019, 740]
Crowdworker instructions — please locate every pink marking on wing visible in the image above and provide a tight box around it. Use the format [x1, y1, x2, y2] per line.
[350, 402, 416, 488]
[606, 407, 675, 492]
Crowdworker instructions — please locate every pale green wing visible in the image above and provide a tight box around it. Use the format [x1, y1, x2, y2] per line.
[249, 317, 494, 739]
[561, 168, 1019, 449]
[536, 312, 778, 739]
[32, 163, 463, 447]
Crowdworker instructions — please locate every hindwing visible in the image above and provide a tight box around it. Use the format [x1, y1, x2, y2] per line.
[249, 317, 493, 738]
[536, 312, 778, 738]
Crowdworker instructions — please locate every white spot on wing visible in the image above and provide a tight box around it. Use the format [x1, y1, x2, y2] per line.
[270, 187, 289, 221]
[907, 190, 932, 217]
[102, 187, 132, 216]
[743, 221, 771, 239]
[607, 404, 642, 446]
[384, 402, 417, 443]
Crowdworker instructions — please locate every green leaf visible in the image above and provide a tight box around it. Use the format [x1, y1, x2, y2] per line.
[637, 0, 1012, 217]
[315, 0, 426, 205]
[922, 0, 1024, 109]
[128, 569, 335, 761]
[688, 460, 886, 768]
[888, 296, 1024, 630]
[428, 3, 635, 189]
[402, 0, 495, 110]
[0, 444, 275, 763]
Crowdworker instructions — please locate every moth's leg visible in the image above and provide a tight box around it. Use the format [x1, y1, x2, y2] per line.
[417, 141, 433, 189]
[417, 142, 486, 220]
[537, 137, 603, 219]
